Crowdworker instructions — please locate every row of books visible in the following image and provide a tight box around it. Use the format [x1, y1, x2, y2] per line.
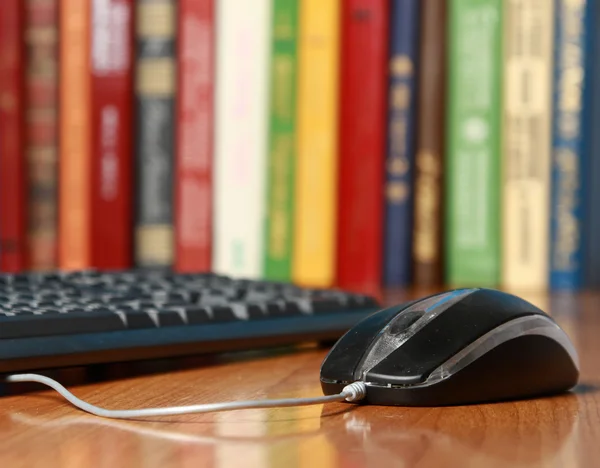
[447, 0, 600, 293]
[0, 0, 598, 296]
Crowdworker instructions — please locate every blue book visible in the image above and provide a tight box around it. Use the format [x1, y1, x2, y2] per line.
[550, 0, 595, 290]
[585, 0, 600, 287]
[383, 0, 420, 287]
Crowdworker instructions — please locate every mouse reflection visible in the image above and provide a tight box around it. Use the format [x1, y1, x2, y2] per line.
[320, 393, 582, 468]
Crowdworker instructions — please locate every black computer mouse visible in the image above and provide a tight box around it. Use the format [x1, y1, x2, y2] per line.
[320, 288, 579, 406]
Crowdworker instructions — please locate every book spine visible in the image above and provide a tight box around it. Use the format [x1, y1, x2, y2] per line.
[501, 0, 554, 290]
[550, 0, 593, 290]
[412, 0, 446, 287]
[24, 0, 59, 271]
[0, 0, 26, 272]
[213, 0, 272, 278]
[585, 1, 600, 288]
[383, 0, 420, 287]
[292, 0, 340, 287]
[91, 0, 133, 270]
[264, 0, 299, 281]
[175, 0, 214, 273]
[336, 0, 389, 295]
[59, 0, 91, 270]
[446, 0, 503, 287]
[134, 0, 176, 268]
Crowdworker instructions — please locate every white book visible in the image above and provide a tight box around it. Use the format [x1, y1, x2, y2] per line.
[501, 0, 554, 290]
[213, 0, 272, 278]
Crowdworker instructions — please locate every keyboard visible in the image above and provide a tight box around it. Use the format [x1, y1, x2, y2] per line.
[0, 270, 381, 373]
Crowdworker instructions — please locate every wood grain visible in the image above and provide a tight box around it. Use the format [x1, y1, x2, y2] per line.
[0, 289, 599, 467]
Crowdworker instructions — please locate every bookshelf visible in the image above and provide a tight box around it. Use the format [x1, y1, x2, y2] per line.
[0, 0, 598, 298]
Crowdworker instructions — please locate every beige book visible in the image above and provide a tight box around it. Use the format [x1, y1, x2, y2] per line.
[213, 0, 272, 279]
[501, 0, 554, 290]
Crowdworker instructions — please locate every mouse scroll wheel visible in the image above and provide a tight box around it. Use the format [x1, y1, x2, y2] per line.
[388, 310, 425, 336]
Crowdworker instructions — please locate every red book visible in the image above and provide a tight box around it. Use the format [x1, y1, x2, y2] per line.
[24, 0, 59, 271]
[336, 0, 389, 295]
[175, 0, 215, 272]
[90, 0, 134, 269]
[0, 0, 26, 272]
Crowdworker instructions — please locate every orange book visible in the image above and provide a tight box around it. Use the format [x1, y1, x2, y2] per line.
[59, 0, 91, 269]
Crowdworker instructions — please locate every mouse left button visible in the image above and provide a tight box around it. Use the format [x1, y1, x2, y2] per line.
[320, 299, 425, 384]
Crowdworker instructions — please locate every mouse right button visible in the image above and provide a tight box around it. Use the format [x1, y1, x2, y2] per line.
[363, 289, 550, 386]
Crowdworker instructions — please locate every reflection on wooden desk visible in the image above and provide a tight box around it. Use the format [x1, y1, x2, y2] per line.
[0, 290, 599, 467]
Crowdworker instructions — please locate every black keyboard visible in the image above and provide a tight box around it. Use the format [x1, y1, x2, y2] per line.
[0, 270, 381, 373]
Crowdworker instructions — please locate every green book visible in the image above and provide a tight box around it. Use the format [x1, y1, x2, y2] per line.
[264, 0, 299, 281]
[446, 0, 502, 286]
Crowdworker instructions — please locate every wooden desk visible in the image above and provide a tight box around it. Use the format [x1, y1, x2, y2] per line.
[0, 290, 598, 467]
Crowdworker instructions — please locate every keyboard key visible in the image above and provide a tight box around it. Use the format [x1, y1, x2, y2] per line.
[290, 298, 314, 315]
[37, 308, 62, 314]
[347, 295, 380, 308]
[184, 306, 212, 324]
[0, 311, 126, 339]
[247, 304, 268, 319]
[267, 301, 301, 317]
[210, 306, 239, 322]
[312, 298, 346, 314]
[125, 310, 159, 329]
[152, 309, 187, 327]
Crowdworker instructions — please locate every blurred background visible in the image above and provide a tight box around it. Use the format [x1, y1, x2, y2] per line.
[0, 0, 598, 299]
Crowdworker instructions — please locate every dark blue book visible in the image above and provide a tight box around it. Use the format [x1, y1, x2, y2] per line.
[383, 0, 420, 287]
[584, 0, 600, 287]
[550, 0, 595, 290]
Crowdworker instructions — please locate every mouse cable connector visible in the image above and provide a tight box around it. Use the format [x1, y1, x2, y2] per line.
[5, 373, 367, 420]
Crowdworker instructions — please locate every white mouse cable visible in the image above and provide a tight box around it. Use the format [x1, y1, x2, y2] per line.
[5, 373, 367, 420]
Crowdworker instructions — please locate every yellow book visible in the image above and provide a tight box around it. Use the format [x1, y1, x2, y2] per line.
[292, 0, 340, 287]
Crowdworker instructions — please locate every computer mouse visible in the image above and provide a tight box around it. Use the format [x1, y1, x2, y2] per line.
[320, 288, 579, 406]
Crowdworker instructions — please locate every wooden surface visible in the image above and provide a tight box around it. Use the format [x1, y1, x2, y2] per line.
[0, 289, 599, 467]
